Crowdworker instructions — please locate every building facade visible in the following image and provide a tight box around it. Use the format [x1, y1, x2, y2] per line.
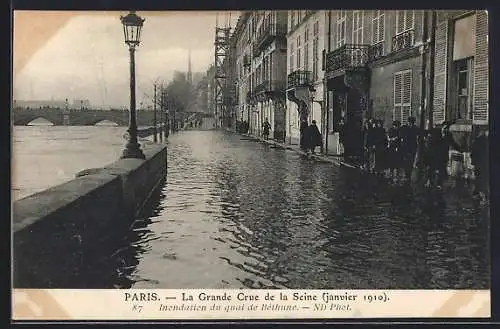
[322, 10, 428, 155]
[286, 11, 327, 146]
[232, 11, 288, 139]
[227, 10, 489, 175]
[322, 9, 488, 170]
[206, 65, 216, 117]
[432, 10, 489, 175]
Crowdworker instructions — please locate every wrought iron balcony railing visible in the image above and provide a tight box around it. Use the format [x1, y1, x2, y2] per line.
[392, 29, 415, 53]
[254, 23, 288, 56]
[325, 44, 370, 73]
[254, 80, 287, 95]
[287, 70, 313, 89]
[368, 41, 385, 62]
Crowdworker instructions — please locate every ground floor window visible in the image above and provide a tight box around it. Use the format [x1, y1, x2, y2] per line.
[393, 69, 412, 125]
[450, 57, 474, 120]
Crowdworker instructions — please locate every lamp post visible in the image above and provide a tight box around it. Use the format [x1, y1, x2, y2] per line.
[153, 83, 158, 142]
[120, 11, 146, 159]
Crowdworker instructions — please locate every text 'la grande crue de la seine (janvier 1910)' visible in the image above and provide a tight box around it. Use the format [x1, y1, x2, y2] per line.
[124, 290, 390, 315]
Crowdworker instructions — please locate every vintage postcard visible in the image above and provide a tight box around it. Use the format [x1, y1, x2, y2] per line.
[11, 9, 490, 321]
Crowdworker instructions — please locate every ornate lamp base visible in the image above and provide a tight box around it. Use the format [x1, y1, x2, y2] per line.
[121, 142, 146, 159]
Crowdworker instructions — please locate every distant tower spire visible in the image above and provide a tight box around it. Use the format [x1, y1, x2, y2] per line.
[187, 48, 193, 86]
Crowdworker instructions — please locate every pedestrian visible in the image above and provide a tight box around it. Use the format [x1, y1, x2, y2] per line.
[338, 117, 346, 156]
[262, 118, 271, 140]
[400, 116, 419, 182]
[305, 120, 323, 155]
[374, 119, 387, 175]
[387, 120, 402, 182]
[363, 119, 376, 173]
[299, 119, 309, 150]
[425, 125, 450, 188]
[471, 128, 489, 203]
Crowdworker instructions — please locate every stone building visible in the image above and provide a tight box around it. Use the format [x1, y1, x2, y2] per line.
[322, 10, 429, 155]
[431, 10, 489, 176]
[227, 10, 489, 176]
[206, 64, 217, 117]
[232, 11, 288, 139]
[286, 11, 327, 146]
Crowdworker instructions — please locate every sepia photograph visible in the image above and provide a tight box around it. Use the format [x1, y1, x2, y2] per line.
[12, 9, 489, 294]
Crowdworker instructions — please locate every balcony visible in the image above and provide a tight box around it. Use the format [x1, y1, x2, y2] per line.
[368, 41, 385, 62]
[325, 44, 370, 75]
[254, 80, 287, 96]
[392, 29, 415, 53]
[253, 23, 287, 57]
[287, 70, 313, 89]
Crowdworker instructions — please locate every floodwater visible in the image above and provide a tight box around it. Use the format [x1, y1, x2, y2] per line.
[109, 130, 490, 290]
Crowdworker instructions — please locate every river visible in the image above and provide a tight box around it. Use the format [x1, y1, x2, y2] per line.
[12, 125, 152, 200]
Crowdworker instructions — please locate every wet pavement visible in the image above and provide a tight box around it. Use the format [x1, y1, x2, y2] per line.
[109, 130, 489, 289]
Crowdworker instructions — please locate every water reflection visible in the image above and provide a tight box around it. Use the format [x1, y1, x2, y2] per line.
[108, 180, 167, 288]
[118, 131, 488, 289]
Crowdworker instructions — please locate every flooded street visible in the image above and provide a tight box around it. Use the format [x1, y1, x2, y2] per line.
[113, 130, 489, 290]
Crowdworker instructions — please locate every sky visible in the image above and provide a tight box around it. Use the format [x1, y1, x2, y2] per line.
[13, 11, 239, 108]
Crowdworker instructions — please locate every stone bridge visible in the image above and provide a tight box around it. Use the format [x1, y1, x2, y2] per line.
[12, 107, 160, 126]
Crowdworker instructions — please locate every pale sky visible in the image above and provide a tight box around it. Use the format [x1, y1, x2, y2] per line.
[13, 11, 239, 108]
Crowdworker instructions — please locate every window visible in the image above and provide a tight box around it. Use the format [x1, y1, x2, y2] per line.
[393, 70, 412, 125]
[313, 21, 319, 36]
[290, 11, 295, 29]
[352, 11, 364, 44]
[452, 58, 474, 120]
[371, 10, 385, 45]
[289, 41, 295, 73]
[312, 21, 319, 81]
[396, 10, 415, 35]
[336, 10, 347, 48]
[296, 35, 302, 69]
[453, 14, 476, 61]
[312, 38, 318, 81]
[304, 28, 310, 71]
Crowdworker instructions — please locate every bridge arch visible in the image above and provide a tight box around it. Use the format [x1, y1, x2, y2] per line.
[26, 117, 55, 126]
[94, 119, 120, 126]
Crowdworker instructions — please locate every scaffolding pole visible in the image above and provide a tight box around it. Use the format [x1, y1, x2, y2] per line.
[214, 12, 231, 129]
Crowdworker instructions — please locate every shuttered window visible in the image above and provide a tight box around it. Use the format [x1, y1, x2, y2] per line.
[296, 35, 302, 69]
[336, 10, 347, 48]
[396, 10, 415, 35]
[371, 11, 385, 44]
[312, 21, 319, 81]
[304, 28, 310, 71]
[433, 21, 448, 125]
[473, 10, 488, 124]
[352, 11, 364, 44]
[394, 70, 412, 125]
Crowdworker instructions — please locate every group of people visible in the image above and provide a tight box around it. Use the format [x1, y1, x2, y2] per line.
[339, 116, 488, 200]
[242, 115, 488, 201]
[236, 120, 250, 134]
[299, 120, 323, 154]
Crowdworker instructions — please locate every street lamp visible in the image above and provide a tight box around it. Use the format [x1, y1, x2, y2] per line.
[120, 11, 146, 160]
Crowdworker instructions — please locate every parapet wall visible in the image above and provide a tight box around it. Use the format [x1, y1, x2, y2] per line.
[12, 144, 167, 288]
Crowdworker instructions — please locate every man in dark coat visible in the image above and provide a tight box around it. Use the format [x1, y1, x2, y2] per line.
[387, 120, 402, 181]
[374, 119, 387, 174]
[305, 120, 323, 154]
[400, 116, 419, 181]
[299, 119, 309, 150]
[471, 128, 489, 202]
